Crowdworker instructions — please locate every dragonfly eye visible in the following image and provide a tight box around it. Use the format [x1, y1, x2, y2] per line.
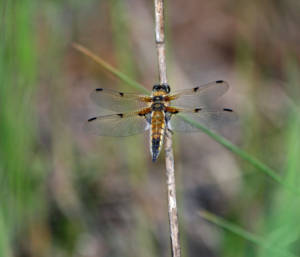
[165, 84, 170, 93]
[152, 84, 170, 93]
[152, 84, 161, 91]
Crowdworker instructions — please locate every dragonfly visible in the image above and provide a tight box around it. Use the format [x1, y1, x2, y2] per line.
[84, 81, 235, 162]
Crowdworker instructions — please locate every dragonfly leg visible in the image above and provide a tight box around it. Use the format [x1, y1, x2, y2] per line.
[167, 128, 174, 135]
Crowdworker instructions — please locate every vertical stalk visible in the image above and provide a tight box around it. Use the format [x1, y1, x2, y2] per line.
[154, 1, 181, 256]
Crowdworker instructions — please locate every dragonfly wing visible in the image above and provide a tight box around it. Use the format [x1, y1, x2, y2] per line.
[169, 80, 229, 108]
[84, 111, 151, 136]
[90, 88, 150, 112]
[169, 108, 237, 133]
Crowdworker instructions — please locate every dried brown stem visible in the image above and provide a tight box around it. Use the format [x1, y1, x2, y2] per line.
[154, 1, 181, 257]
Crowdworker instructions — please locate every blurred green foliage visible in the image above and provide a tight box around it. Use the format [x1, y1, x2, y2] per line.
[1, 0, 300, 257]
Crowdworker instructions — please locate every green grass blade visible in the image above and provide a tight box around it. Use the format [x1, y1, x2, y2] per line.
[178, 114, 299, 194]
[199, 210, 297, 257]
[72, 43, 149, 94]
[259, 61, 300, 257]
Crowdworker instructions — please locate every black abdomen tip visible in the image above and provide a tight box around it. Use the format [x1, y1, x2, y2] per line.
[152, 138, 160, 162]
[152, 154, 158, 162]
[216, 80, 224, 83]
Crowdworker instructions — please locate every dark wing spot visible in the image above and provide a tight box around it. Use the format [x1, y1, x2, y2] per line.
[194, 108, 202, 112]
[138, 113, 145, 116]
[117, 113, 124, 118]
[223, 108, 233, 112]
[88, 117, 97, 122]
[216, 80, 224, 84]
[119, 92, 124, 96]
[95, 88, 103, 91]
[193, 86, 199, 92]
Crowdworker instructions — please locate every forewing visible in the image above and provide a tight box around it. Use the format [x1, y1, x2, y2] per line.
[90, 88, 150, 112]
[84, 111, 150, 136]
[169, 80, 229, 108]
[169, 108, 237, 133]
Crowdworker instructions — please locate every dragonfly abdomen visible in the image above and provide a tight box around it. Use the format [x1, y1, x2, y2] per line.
[150, 111, 166, 162]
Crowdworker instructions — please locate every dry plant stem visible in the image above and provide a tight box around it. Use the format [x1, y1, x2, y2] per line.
[164, 132, 181, 257]
[154, 0, 181, 257]
[154, 0, 167, 84]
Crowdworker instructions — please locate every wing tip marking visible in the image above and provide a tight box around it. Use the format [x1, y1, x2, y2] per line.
[223, 108, 233, 112]
[216, 80, 224, 84]
[95, 88, 103, 91]
[88, 117, 97, 122]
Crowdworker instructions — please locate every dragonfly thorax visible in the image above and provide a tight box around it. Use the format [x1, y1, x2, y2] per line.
[152, 95, 164, 102]
[151, 102, 166, 111]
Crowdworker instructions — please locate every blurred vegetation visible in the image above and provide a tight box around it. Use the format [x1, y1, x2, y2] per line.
[1, 0, 300, 257]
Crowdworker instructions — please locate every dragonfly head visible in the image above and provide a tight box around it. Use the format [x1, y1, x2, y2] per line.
[152, 84, 170, 94]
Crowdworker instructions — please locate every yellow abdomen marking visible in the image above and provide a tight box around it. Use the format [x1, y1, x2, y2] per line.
[150, 111, 166, 161]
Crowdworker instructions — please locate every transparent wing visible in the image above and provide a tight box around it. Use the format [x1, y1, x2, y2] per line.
[168, 80, 229, 108]
[84, 111, 150, 137]
[90, 88, 151, 112]
[169, 108, 237, 133]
